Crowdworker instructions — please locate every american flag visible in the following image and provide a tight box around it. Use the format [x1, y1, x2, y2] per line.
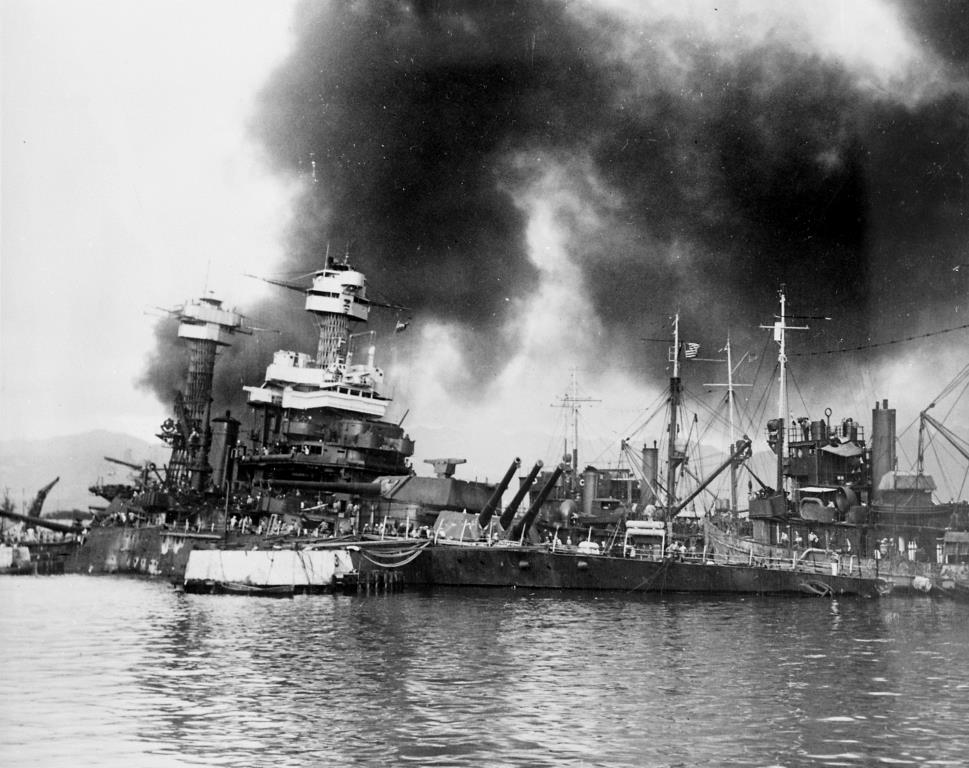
[683, 342, 700, 358]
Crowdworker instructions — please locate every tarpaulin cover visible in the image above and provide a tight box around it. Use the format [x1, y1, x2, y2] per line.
[820, 443, 864, 457]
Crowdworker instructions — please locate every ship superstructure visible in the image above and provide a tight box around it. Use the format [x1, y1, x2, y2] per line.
[735, 288, 969, 588]
[238, 257, 414, 486]
[160, 296, 249, 490]
[526, 374, 652, 530]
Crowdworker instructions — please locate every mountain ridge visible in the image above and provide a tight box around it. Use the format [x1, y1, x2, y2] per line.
[0, 430, 170, 514]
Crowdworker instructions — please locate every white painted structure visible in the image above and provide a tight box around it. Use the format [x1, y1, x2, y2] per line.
[183, 548, 355, 589]
[176, 296, 246, 345]
[243, 259, 390, 419]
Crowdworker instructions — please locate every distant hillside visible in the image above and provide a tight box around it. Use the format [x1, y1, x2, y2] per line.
[0, 430, 169, 514]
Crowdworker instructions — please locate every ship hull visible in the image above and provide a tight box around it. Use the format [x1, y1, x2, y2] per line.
[1, 541, 77, 575]
[363, 544, 887, 597]
[63, 526, 221, 579]
[702, 520, 968, 596]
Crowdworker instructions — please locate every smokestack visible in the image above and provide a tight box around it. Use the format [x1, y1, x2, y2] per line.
[870, 398, 896, 501]
[580, 467, 598, 518]
[209, 411, 240, 491]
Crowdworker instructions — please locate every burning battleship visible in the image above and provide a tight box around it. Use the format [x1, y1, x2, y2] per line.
[1, 255, 497, 581]
[4, 273, 964, 600]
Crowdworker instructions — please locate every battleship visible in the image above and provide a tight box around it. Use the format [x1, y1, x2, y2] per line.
[1, 256, 499, 582]
[5, 275, 963, 599]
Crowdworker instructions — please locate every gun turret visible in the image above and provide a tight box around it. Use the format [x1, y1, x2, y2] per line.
[477, 458, 520, 529]
[498, 461, 543, 529]
[510, 464, 566, 541]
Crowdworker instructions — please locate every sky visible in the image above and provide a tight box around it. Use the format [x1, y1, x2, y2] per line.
[2, 1, 968, 500]
[2, 0, 298, 440]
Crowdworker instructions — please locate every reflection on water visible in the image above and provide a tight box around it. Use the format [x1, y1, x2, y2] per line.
[1, 577, 967, 767]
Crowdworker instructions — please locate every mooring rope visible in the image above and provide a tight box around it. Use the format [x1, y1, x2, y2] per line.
[625, 558, 671, 594]
[799, 579, 833, 597]
[356, 540, 431, 568]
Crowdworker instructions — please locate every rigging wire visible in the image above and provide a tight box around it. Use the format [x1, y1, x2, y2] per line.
[789, 323, 969, 356]
[894, 364, 969, 500]
[934, 362, 969, 407]
[786, 364, 811, 421]
[681, 385, 733, 438]
[740, 335, 776, 436]
[747, 361, 778, 439]
[956, 457, 969, 501]
[621, 389, 674, 441]
[542, 404, 571, 467]
[942, 376, 969, 424]
[929, 439, 955, 502]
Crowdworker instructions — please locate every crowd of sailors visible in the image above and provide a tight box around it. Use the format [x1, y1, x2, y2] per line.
[2, 526, 74, 545]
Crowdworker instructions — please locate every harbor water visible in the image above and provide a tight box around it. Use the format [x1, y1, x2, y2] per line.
[1, 577, 967, 767]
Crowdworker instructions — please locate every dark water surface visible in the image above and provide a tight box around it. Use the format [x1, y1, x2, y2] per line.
[1, 577, 967, 767]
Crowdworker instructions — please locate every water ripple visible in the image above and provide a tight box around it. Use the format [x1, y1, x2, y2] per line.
[1, 580, 967, 767]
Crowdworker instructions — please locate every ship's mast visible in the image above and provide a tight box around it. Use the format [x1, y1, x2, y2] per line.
[166, 296, 248, 489]
[778, 290, 787, 427]
[760, 287, 807, 495]
[554, 369, 599, 492]
[701, 335, 754, 512]
[306, 254, 371, 369]
[666, 313, 682, 519]
[726, 336, 738, 511]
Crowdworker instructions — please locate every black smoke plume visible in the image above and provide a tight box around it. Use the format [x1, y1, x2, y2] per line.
[141, 0, 969, 421]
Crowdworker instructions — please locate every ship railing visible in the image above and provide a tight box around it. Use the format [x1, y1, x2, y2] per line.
[620, 549, 666, 562]
[706, 547, 870, 577]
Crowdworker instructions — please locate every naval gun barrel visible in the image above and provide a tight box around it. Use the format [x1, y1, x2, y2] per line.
[477, 457, 521, 529]
[510, 463, 566, 542]
[0, 509, 80, 535]
[104, 456, 143, 471]
[498, 460, 544, 530]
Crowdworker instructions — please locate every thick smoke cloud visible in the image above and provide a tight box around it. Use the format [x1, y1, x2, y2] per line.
[894, 0, 969, 65]
[141, 0, 968, 427]
[251, 1, 618, 374]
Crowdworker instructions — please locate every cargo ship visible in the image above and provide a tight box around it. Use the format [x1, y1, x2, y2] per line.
[702, 289, 969, 596]
[347, 308, 891, 598]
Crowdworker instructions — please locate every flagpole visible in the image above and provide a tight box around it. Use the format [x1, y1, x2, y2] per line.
[672, 313, 680, 378]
